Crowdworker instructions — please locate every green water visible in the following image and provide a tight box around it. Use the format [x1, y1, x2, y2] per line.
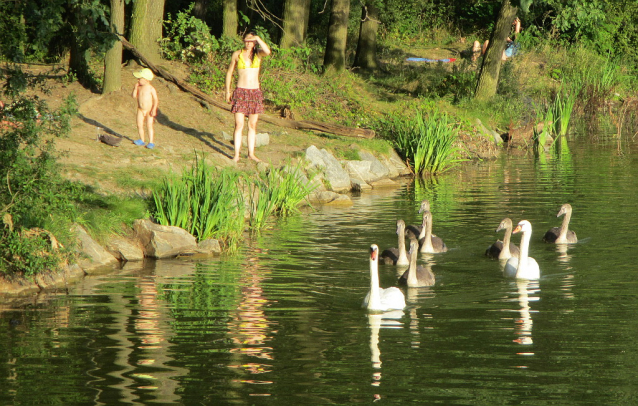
[2, 138, 638, 405]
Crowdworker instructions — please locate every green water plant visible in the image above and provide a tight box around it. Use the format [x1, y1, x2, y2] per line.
[247, 163, 315, 231]
[151, 157, 245, 246]
[377, 109, 463, 176]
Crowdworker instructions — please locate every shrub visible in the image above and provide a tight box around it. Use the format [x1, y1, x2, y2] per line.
[376, 108, 464, 175]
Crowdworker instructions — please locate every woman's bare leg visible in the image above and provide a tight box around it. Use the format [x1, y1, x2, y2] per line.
[233, 112, 245, 162]
[246, 114, 260, 162]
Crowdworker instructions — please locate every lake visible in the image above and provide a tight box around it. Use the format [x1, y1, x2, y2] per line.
[2, 135, 638, 405]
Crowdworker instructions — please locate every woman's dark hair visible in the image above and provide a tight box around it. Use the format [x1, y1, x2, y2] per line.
[244, 30, 258, 63]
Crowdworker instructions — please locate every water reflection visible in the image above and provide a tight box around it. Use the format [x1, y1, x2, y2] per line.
[368, 309, 404, 400]
[103, 263, 188, 404]
[226, 249, 275, 387]
[510, 280, 540, 368]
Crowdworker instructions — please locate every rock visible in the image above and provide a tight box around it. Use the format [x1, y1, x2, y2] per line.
[71, 224, 118, 274]
[0, 274, 38, 296]
[351, 178, 372, 191]
[309, 190, 353, 206]
[106, 236, 145, 262]
[255, 132, 270, 147]
[304, 145, 351, 192]
[133, 219, 198, 259]
[369, 178, 399, 188]
[475, 118, 503, 145]
[385, 149, 412, 176]
[357, 150, 390, 179]
[197, 239, 222, 255]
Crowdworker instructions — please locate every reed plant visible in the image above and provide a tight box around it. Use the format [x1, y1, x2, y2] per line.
[247, 163, 315, 231]
[378, 109, 463, 175]
[151, 157, 245, 246]
[552, 90, 576, 137]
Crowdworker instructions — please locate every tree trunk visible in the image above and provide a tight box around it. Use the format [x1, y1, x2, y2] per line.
[280, 0, 310, 48]
[353, 2, 380, 71]
[223, 0, 238, 37]
[129, 0, 165, 65]
[323, 0, 350, 73]
[103, 0, 125, 94]
[474, 0, 518, 101]
[193, 0, 209, 21]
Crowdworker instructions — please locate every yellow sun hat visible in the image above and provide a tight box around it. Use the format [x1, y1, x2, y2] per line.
[133, 68, 154, 81]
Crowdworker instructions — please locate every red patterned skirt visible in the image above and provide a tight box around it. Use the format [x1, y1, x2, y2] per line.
[231, 88, 264, 115]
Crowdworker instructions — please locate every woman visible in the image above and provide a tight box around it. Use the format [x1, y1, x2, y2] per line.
[225, 31, 271, 163]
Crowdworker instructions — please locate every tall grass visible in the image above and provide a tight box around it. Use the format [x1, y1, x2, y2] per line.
[377, 109, 463, 175]
[152, 157, 245, 246]
[247, 163, 315, 231]
[152, 156, 315, 247]
[533, 87, 577, 152]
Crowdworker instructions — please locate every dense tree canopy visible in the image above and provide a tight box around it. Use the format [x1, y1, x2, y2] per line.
[0, 0, 636, 94]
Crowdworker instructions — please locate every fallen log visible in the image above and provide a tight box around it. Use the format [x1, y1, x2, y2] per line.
[120, 38, 375, 139]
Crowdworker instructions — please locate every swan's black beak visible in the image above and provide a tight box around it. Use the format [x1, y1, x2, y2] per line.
[370, 246, 378, 260]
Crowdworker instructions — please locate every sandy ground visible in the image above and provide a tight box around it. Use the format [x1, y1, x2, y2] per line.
[45, 61, 319, 195]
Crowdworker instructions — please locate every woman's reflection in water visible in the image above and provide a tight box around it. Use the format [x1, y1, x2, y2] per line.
[227, 249, 275, 384]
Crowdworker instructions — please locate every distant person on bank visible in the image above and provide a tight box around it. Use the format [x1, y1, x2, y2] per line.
[131, 68, 159, 149]
[225, 31, 271, 163]
[472, 17, 521, 61]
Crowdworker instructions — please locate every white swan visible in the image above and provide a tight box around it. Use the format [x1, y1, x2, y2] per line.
[380, 219, 410, 266]
[418, 210, 447, 253]
[543, 203, 578, 244]
[504, 220, 540, 280]
[485, 217, 520, 260]
[363, 244, 406, 312]
[399, 240, 435, 287]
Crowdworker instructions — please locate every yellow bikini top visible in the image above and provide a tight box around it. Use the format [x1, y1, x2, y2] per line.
[237, 53, 261, 69]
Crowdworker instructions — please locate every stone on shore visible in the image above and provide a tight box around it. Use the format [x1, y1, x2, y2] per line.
[71, 224, 119, 274]
[133, 219, 198, 259]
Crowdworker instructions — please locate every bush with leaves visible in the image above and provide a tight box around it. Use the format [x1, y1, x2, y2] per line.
[0, 92, 78, 276]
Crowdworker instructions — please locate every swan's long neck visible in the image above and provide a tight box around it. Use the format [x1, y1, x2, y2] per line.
[407, 244, 419, 286]
[398, 223, 408, 263]
[418, 212, 427, 240]
[422, 214, 434, 252]
[559, 209, 571, 239]
[501, 225, 512, 257]
[518, 229, 531, 274]
[368, 257, 381, 309]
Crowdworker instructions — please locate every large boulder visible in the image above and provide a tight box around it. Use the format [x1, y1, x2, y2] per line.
[305, 145, 351, 192]
[133, 219, 198, 259]
[71, 224, 118, 274]
[357, 150, 391, 179]
[106, 236, 145, 262]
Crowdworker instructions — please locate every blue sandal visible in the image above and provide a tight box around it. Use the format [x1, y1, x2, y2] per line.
[134, 139, 146, 146]
[146, 143, 155, 149]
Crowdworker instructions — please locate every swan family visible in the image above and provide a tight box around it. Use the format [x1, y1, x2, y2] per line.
[365, 202, 579, 311]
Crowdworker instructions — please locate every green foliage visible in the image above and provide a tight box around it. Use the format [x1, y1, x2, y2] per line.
[0, 92, 79, 276]
[151, 156, 315, 245]
[161, 4, 222, 63]
[70, 188, 148, 244]
[376, 108, 464, 175]
[151, 157, 245, 246]
[0, 229, 65, 277]
[431, 64, 478, 103]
